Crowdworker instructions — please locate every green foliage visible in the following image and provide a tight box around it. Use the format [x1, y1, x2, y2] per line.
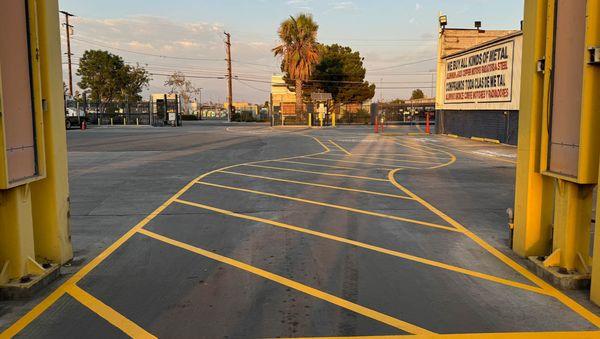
[410, 89, 425, 100]
[300, 44, 375, 107]
[389, 98, 405, 105]
[77, 50, 150, 109]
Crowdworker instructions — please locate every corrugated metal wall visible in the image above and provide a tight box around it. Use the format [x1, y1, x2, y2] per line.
[436, 110, 519, 145]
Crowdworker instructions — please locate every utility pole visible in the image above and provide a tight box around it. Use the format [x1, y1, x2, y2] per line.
[224, 32, 233, 122]
[60, 11, 75, 97]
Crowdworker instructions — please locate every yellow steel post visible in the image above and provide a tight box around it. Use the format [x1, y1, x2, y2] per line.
[308, 113, 312, 127]
[0, 185, 44, 283]
[587, 0, 600, 305]
[512, 0, 554, 257]
[29, 0, 73, 264]
[546, 180, 593, 272]
[332, 112, 336, 127]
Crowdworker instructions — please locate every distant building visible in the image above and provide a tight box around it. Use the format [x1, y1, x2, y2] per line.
[270, 75, 297, 116]
[224, 102, 260, 118]
[435, 17, 522, 145]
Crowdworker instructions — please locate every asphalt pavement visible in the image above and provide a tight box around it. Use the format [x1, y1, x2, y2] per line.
[1, 122, 600, 338]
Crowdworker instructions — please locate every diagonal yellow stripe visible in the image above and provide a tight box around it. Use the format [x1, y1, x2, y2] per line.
[66, 285, 156, 338]
[138, 228, 434, 335]
[245, 164, 390, 182]
[326, 153, 443, 165]
[274, 159, 378, 171]
[328, 140, 352, 155]
[174, 198, 549, 296]
[195, 181, 460, 233]
[218, 170, 413, 200]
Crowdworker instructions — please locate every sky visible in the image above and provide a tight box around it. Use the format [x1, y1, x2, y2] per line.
[58, 0, 525, 104]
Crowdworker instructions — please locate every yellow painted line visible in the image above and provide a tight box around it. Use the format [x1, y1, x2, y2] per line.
[311, 137, 331, 152]
[387, 169, 600, 328]
[0, 289, 67, 338]
[432, 143, 516, 165]
[196, 181, 460, 233]
[245, 164, 390, 182]
[303, 156, 425, 170]
[329, 140, 352, 155]
[218, 170, 414, 200]
[275, 159, 376, 171]
[66, 285, 155, 338]
[282, 331, 600, 339]
[392, 140, 439, 156]
[326, 153, 443, 165]
[1, 133, 333, 337]
[350, 153, 450, 160]
[1, 164, 233, 337]
[393, 139, 457, 170]
[138, 228, 434, 335]
[175, 198, 549, 296]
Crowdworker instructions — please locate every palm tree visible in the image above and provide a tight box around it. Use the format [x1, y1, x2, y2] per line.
[273, 14, 320, 119]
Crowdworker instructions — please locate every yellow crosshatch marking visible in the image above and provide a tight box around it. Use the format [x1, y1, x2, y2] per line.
[217, 170, 414, 200]
[244, 163, 391, 182]
[137, 228, 434, 335]
[3, 132, 600, 338]
[174, 198, 549, 295]
[195, 181, 461, 233]
[273, 159, 388, 171]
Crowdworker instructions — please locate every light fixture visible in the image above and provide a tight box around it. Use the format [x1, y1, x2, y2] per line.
[439, 15, 448, 28]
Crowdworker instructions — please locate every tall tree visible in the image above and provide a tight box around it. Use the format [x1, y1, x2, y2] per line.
[273, 14, 320, 118]
[164, 71, 201, 114]
[77, 50, 149, 111]
[305, 44, 375, 111]
[119, 64, 150, 102]
[410, 89, 425, 100]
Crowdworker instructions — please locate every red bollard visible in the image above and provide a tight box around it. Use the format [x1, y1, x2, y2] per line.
[374, 118, 379, 133]
[81, 120, 87, 130]
[425, 113, 430, 134]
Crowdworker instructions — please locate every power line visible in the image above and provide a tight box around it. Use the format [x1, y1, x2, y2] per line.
[368, 57, 437, 72]
[235, 79, 270, 93]
[71, 36, 225, 62]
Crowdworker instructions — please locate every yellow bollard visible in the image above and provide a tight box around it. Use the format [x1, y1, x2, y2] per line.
[332, 112, 336, 127]
[308, 113, 312, 127]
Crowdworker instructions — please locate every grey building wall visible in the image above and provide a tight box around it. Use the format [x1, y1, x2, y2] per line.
[436, 110, 519, 145]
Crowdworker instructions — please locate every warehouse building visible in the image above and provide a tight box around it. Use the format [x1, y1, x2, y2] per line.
[435, 18, 522, 145]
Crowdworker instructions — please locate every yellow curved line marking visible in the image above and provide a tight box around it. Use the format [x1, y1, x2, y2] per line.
[388, 169, 600, 328]
[138, 228, 434, 335]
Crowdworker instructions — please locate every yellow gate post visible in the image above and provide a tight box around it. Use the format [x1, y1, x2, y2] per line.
[0, 0, 71, 292]
[515, 0, 600, 299]
[30, 0, 73, 265]
[512, 0, 554, 257]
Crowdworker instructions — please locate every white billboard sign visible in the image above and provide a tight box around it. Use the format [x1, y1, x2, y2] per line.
[444, 40, 515, 104]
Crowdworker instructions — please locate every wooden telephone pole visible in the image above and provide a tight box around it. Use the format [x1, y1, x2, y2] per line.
[59, 11, 75, 97]
[224, 32, 233, 122]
